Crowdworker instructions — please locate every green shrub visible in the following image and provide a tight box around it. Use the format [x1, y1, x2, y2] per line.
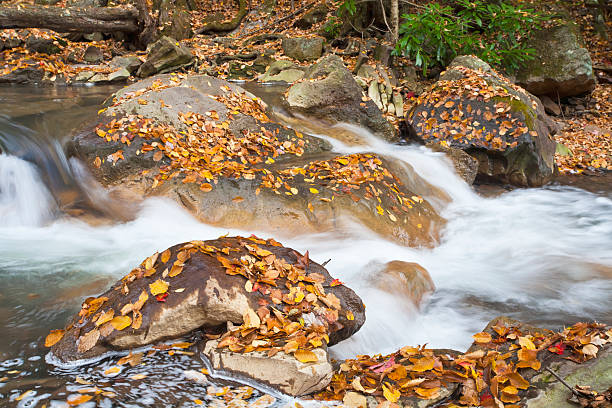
[394, 0, 549, 75]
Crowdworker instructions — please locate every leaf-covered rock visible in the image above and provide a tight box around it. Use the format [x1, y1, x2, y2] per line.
[68, 74, 442, 247]
[406, 55, 558, 187]
[49, 236, 366, 364]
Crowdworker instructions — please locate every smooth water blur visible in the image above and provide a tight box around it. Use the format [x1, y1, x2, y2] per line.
[0, 85, 611, 405]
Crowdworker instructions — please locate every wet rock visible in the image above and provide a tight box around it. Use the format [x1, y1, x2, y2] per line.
[83, 32, 104, 42]
[376, 261, 435, 307]
[526, 344, 612, 407]
[74, 70, 95, 82]
[203, 340, 332, 396]
[107, 68, 131, 82]
[407, 55, 558, 187]
[69, 74, 442, 247]
[282, 36, 324, 61]
[136, 36, 194, 78]
[259, 61, 304, 83]
[426, 142, 479, 184]
[295, 4, 328, 29]
[49, 237, 366, 363]
[516, 23, 596, 98]
[287, 55, 397, 141]
[0, 63, 44, 84]
[25, 35, 61, 55]
[83, 46, 103, 64]
[110, 55, 142, 74]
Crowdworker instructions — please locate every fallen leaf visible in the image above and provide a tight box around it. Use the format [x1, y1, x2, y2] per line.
[45, 329, 65, 347]
[149, 279, 169, 296]
[294, 349, 318, 363]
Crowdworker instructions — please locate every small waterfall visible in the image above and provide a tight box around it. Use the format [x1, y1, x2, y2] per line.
[0, 154, 57, 227]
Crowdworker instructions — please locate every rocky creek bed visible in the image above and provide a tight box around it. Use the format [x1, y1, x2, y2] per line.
[0, 53, 610, 407]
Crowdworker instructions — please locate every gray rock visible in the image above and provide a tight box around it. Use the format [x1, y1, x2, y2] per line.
[25, 35, 61, 55]
[0, 64, 44, 84]
[74, 70, 95, 82]
[516, 23, 596, 97]
[426, 142, 479, 185]
[107, 68, 131, 82]
[287, 55, 397, 141]
[282, 36, 324, 61]
[83, 32, 105, 42]
[259, 68, 304, 83]
[294, 4, 328, 29]
[408, 55, 558, 187]
[136, 36, 194, 78]
[204, 340, 333, 396]
[66, 0, 107, 7]
[83, 46, 104, 64]
[110, 55, 142, 74]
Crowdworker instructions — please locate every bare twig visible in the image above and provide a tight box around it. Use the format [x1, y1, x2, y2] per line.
[544, 367, 582, 398]
[321, 259, 331, 266]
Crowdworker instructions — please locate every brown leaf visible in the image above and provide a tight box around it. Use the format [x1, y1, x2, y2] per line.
[77, 328, 100, 353]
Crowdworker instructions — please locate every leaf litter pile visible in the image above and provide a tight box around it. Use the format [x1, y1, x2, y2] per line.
[316, 321, 611, 407]
[92, 78, 429, 227]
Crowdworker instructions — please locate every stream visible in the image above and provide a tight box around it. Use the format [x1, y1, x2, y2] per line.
[0, 84, 611, 406]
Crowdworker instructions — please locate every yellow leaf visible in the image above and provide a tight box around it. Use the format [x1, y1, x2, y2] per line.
[96, 128, 106, 137]
[294, 349, 318, 363]
[382, 383, 400, 403]
[104, 366, 121, 376]
[67, 394, 93, 405]
[309, 188, 319, 194]
[44, 329, 65, 347]
[376, 205, 384, 215]
[169, 264, 183, 277]
[95, 309, 115, 326]
[346, 311, 355, 321]
[290, 187, 298, 194]
[15, 390, 34, 401]
[518, 336, 536, 350]
[308, 202, 314, 213]
[161, 249, 171, 263]
[111, 315, 132, 331]
[149, 279, 169, 296]
[473, 332, 492, 343]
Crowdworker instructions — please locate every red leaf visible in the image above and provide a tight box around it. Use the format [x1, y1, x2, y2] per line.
[370, 354, 396, 373]
[156, 293, 168, 302]
[330, 279, 344, 287]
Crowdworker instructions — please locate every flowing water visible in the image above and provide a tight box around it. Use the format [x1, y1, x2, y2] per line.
[0, 84, 611, 406]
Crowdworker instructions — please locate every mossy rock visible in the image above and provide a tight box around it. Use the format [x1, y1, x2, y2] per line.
[515, 23, 596, 98]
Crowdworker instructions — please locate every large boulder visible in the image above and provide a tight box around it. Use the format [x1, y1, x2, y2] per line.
[406, 56, 558, 186]
[374, 260, 435, 307]
[426, 142, 479, 184]
[136, 36, 194, 78]
[287, 55, 397, 142]
[516, 23, 596, 98]
[48, 236, 366, 364]
[68, 74, 443, 247]
[282, 36, 324, 61]
[203, 340, 332, 396]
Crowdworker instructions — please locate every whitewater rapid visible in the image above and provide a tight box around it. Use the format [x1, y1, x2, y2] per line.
[1, 138, 610, 361]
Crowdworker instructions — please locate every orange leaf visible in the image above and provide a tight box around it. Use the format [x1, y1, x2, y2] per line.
[44, 329, 65, 347]
[111, 315, 132, 331]
[473, 332, 492, 343]
[294, 349, 318, 363]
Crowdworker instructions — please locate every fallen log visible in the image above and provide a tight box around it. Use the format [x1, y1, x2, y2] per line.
[196, 0, 247, 34]
[0, 5, 140, 33]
